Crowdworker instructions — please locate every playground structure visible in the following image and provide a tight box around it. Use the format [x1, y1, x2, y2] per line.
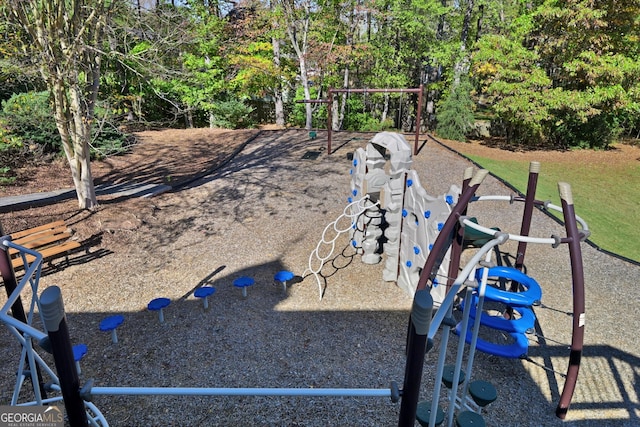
[0, 132, 588, 426]
[306, 132, 459, 303]
[397, 162, 588, 426]
[307, 133, 588, 425]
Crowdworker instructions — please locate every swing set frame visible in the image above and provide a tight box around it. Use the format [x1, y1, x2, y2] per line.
[302, 85, 424, 155]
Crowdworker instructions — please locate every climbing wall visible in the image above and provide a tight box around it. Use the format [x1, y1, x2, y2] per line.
[396, 170, 459, 301]
[349, 132, 460, 304]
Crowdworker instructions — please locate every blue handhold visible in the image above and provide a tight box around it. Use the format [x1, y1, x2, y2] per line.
[352, 189, 358, 196]
[353, 159, 358, 167]
[73, 344, 88, 362]
[424, 210, 431, 219]
[413, 246, 420, 255]
[428, 244, 433, 250]
[402, 209, 408, 217]
[437, 222, 444, 231]
[99, 315, 124, 332]
[194, 286, 216, 298]
[148, 298, 171, 311]
[233, 277, 255, 288]
[433, 278, 439, 287]
[349, 169, 353, 175]
[446, 195, 454, 205]
[406, 260, 412, 267]
[274, 270, 295, 282]
[407, 179, 413, 187]
[348, 197, 353, 203]
[352, 240, 357, 247]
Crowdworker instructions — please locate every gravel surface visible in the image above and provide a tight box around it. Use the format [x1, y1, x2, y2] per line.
[1, 130, 639, 426]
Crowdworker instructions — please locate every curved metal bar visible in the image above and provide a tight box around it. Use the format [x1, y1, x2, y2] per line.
[555, 183, 586, 419]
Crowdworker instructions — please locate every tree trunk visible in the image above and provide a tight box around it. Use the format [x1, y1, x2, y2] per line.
[338, 67, 349, 130]
[381, 93, 389, 122]
[298, 57, 313, 130]
[284, 1, 313, 129]
[271, 36, 285, 127]
[476, 4, 484, 42]
[332, 96, 340, 131]
[453, 0, 475, 87]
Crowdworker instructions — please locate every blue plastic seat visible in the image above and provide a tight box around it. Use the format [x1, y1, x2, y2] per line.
[274, 270, 294, 293]
[99, 314, 124, 343]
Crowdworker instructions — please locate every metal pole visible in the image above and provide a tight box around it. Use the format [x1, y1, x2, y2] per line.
[555, 182, 586, 419]
[514, 161, 540, 272]
[416, 169, 489, 292]
[88, 386, 394, 398]
[398, 289, 433, 427]
[414, 85, 424, 155]
[40, 286, 88, 426]
[0, 225, 28, 335]
[446, 167, 474, 294]
[327, 88, 333, 154]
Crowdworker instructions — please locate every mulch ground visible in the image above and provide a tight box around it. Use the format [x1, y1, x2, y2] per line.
[1, 129, 639, 426]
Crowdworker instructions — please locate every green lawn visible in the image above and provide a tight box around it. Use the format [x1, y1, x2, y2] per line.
[464, 154, 640, 263]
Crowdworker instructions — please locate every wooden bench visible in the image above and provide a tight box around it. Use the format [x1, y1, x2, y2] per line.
[7, 220, 82, 270]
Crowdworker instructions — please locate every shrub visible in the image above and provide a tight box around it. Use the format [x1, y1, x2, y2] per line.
[208, 99, 255, 129]
[1, 91, 60, 153]
[436, 79, 475, 142]
[0, 91, 132, 160]
[0, 122, 26, 185]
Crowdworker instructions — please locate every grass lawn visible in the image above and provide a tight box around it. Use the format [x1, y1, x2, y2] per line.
[463, 151, 640, 263]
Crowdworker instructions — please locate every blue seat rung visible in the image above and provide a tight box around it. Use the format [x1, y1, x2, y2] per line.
[461, 294, 536, 334]
[455, 323, 529, 359]
[476, 266, 542, 307]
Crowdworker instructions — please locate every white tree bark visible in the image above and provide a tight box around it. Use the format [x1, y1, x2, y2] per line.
[271, 37, 286, 126]
[282, 0, 313, 129]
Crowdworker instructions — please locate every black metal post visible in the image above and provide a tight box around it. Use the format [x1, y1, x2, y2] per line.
[40, 286, 88, 426]
[398, 289, 433, 427]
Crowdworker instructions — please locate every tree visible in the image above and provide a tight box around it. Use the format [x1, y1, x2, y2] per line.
[4, 0, 114, 209]
[473, 0, 640, 148]
[276, 0, 315, 129]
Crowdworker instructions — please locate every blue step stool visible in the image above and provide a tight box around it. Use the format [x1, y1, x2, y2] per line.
[233, 276, 255, 298]
[148, 298, 171, 323]
[99, 315, 124, 344]
[194, 287, 216, 309]
[72, 344, 88, 375]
